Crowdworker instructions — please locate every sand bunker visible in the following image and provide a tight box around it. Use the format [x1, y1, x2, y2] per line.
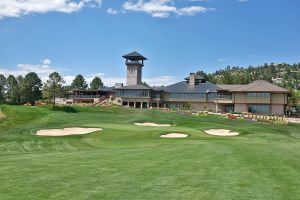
[160, 133, 188, 138]
[205, 129, 239, 136]
[36, 127, 102, 136]
[0, 110, 5, 120]
[134, 122, 171, 127]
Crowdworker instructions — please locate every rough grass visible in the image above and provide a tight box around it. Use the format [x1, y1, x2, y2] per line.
[0, 105, 300, 200]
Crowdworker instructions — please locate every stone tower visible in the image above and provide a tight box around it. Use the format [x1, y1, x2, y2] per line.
[122, 51, 147, 86]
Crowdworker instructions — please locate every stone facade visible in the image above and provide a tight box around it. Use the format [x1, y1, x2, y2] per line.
[234, 103, 248, 113]
[271, 104, 285, 115]
[191, 102, 216, 111]
[127, 65, 142, 86]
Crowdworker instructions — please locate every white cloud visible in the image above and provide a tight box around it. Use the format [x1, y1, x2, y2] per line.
[217, 57, 232, 62]
[107, 7, 118, 15]
[0, 60, 179, 87]
[152, 12, 170, 18]
[144, 75, 179, 86]
[0, 0, 102, 19]
[63, 74, 179, 87]
[189, 0, 209, 2]
[0, 59, 67, 83]
[41, 58, 52, 65]
[123, 0, 176, 18]
[122, 0, 214, 18]
[177, 6, 213, 16]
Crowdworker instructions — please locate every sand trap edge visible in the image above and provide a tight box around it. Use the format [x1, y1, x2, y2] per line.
[0, 111, 5, 120]
[204, 129, 239, 137]
[36, 127, 103, 137]
[134, 122, 172, 127]
[160, 133, 188, 138]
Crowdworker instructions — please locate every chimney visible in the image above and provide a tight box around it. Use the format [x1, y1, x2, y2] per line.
[189, 73, 196, 86]
[115, 83, 123, 88]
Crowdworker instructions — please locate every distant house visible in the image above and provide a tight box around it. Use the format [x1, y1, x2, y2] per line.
[272, 77, 284, 84]
[67, 51, 291, 115]
[215, 81, 289, 115]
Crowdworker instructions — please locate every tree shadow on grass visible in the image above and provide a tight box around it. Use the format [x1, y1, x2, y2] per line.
[52, 106, 79, 113]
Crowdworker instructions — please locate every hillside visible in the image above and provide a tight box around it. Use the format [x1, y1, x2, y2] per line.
[197, 63, 300, 90]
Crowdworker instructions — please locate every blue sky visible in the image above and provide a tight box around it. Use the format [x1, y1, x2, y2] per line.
[0, 0, 299, 86]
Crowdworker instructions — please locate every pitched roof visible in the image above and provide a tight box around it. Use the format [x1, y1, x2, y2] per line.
[151, 86, 165, 91]
[163, 81, 221, 94]
[219, 80, 290, 93]
[101, 87, 115, 92]
[122, 51, 147, 60]
[216, 84, 243, 91]
[116, 84, 152, 90]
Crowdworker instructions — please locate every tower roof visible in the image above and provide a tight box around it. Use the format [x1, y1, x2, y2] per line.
[122, 51, 147, 60]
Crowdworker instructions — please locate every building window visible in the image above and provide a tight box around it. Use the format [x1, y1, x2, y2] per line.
[247, 93, 270, 97]
[141, 90, 149, 97]
[248, 104, 270, 114]
[151, 93, 161, 99]
[208, 93, 217, 99]
[169, 103, 189, 109]
[116, 90, 124, 97]
[116, 90, 149, 97]
[216, 92, 232, 99]
[170, 93, 206, 99]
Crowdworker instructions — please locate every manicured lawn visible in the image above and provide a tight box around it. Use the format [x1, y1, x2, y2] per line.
[0, 105, 299, 200]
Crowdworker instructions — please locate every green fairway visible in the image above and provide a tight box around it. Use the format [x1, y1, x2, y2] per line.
[0, 105, 299, 200]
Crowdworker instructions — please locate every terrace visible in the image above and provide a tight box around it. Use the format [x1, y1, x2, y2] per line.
[69, 95, 101, 99]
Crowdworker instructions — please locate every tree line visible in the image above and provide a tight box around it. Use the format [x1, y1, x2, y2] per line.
[0, 72, 103, 106]
[196, 62, 300, 90]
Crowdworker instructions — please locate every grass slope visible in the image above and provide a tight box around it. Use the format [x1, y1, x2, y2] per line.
[0, 105, 300, 200]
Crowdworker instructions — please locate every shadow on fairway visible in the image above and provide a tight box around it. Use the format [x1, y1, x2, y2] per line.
[52, 106, 79, 113]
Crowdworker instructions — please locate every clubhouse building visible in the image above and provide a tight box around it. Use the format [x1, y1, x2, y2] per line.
[69, 51, 290, 115]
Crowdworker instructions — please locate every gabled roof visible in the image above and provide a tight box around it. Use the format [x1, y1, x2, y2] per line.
[72, 89, 100, 92]
[151, 86, 165, 91]
[216, 84, 243, 91]
[163, 81, 221, 94]
[218, 80, 290, 93]
[122, 51, 147, 60]
[101, 87, 115, 92]
[116, 84, 152, 90]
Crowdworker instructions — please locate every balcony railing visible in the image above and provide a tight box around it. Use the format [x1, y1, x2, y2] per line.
[69, 95, 101, 99]
[126, 61, 143, 65]
[216, 94, 232, 99]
